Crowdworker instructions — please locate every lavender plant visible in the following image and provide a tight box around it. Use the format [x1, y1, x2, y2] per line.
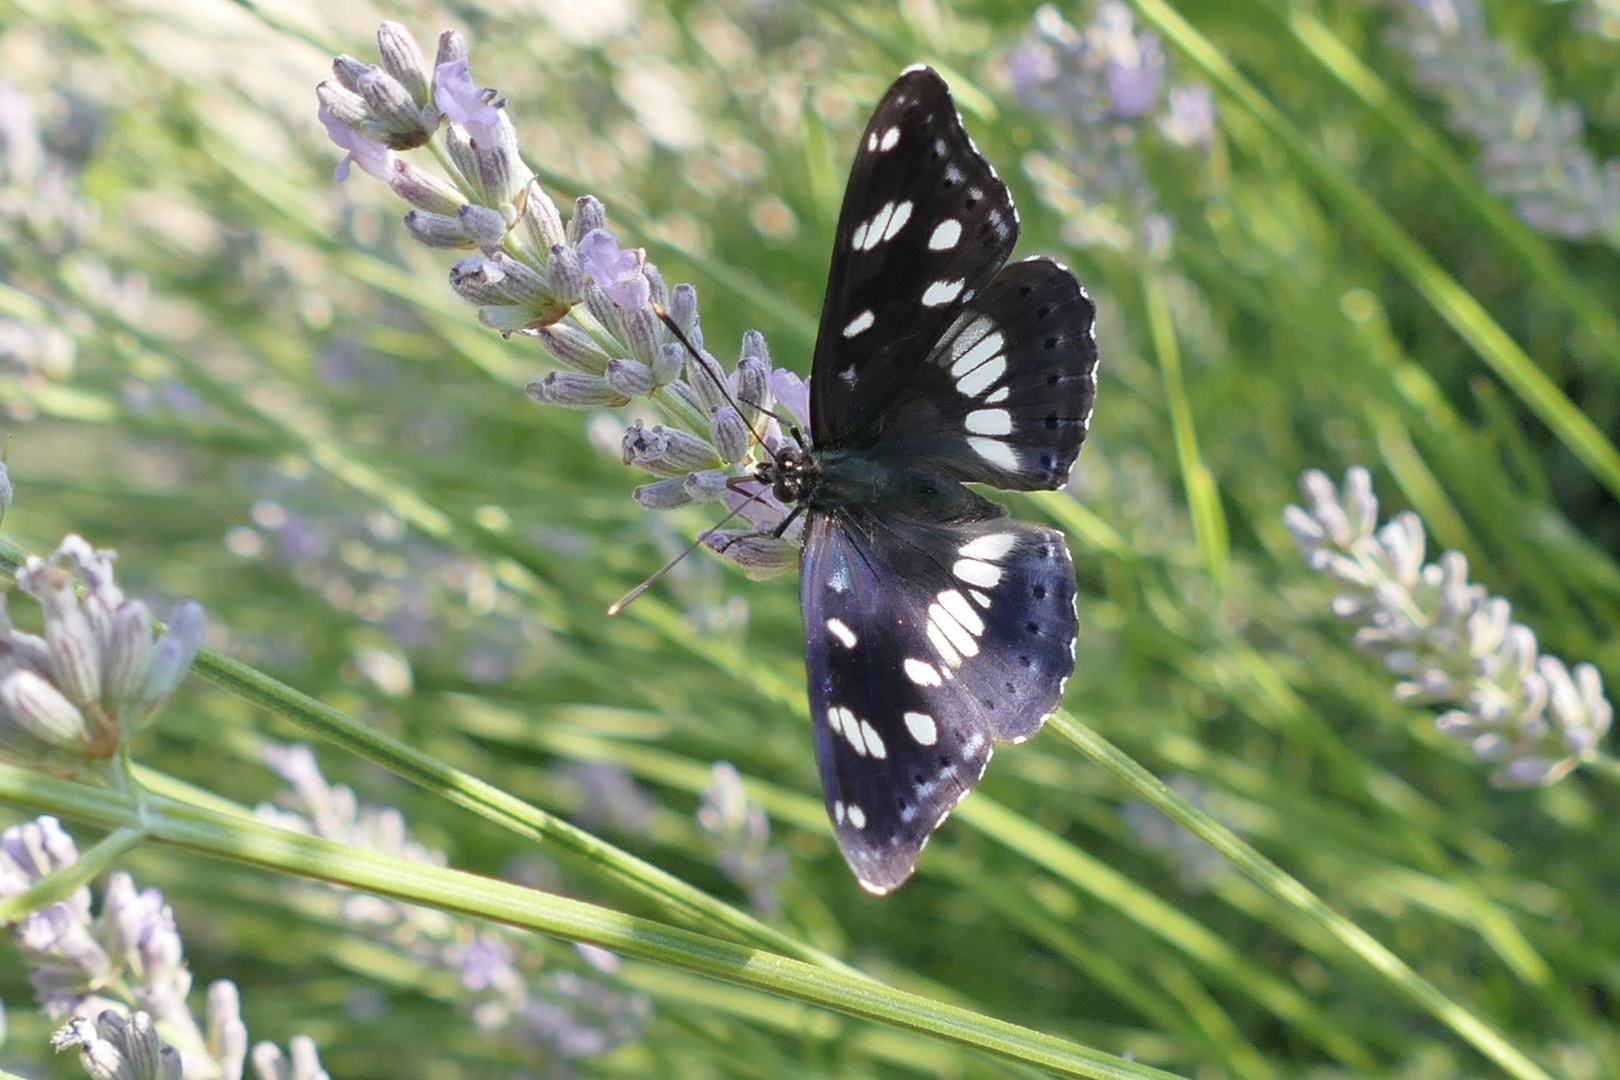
[1379, 0, 1620, 243]
[255, 744, 652, 1069]
[0, 816, 323, 1080]
[1285, 467, 1614, 786]
[318, 24, 804, 580]
[1003, 2, 1215, 260]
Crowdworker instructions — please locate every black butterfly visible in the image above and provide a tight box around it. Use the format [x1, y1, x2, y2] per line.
[755, 66, 1100, 893]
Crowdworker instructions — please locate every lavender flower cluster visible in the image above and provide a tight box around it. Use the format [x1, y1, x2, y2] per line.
[0, 534, 204, 776]
[0, 816, 327, 1080]
[1003, 2, 1215, 260]
[1381, 0, 1620, 242]
[319, 24, 804, 578]
[1285, 467, 1613, 786]
[256, 744, 652, 1066]
[696, 762, 788, 915]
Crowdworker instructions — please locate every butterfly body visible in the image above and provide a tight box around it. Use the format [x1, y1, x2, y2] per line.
[761, 66, 1100, 893]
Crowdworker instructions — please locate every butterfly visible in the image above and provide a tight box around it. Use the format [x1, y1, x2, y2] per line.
[755, 66, 1100, 893]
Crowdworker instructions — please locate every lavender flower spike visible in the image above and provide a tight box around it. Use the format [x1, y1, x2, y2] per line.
[1285, 467, 1612, 786]
[54, 1011, 183, 1080]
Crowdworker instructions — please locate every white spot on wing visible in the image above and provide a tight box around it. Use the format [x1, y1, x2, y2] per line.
[951, 331, 1004, 377]
[985, 386, 1010, 404]
[961, 533, 1017, 560]
[835, 799, 846, 824]
[928, 600, 980, 659]
[937, 589, 985, 637]
[953, 558, 1003, 588]
[904, 711, 938, 746]
[928, 219, 962, 250]
[880, 200, 913, 243]
[970, 589, 992, 607]
[904, 658, 943, 686]
[866, 131, 878, 152]
[860, 720, 887, 759]
[879, 125, 901, 152]
[921, 279, 965, 307]
[955, 355, 1005, 399]
[966, 408, 1012, 435]
[826, 618, 857, 648]
[969, 437, 1019, 470]
[842, 310, 875, 338]
[828, 566, 850, 593]
[847, 804, 867, 829]
[926, 621, 963, 668]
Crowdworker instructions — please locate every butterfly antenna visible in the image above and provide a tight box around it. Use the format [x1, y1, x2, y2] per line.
[652, 304, 784, 463]
[606, 491, 764, 616]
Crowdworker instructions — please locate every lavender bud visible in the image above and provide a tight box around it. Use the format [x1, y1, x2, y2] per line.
[582, 281, 626, 346]
[402, 209, 471, 249]
[376, 22, 430, 107]
[604, 358, 654, 398]
[444, 124, 480, 196]
[620, 304, 662, 368]
[685, 350, 730, 413]
[522, 181, 566, 250]
[0, 669, 89, 747]
[633, 477, 694, 511]
[734, 353, 772, 428]
[527, 372, 624, 409]
[661, 377, 705, 420]
[356, 68, 429, 149]
[473, 119, 516, 208]
[385, 160, 463, 215]
[128, 600, 204, 726]
[434, 30, 468, 71]
[652, 342, 683, 386]
[314, 81, 371, 131]
[710, 406, 751, 465]
[330, 55, 369, 93]
[536, 322, 610, 375]
[668, 283, 703, 348]
[458, 204, 509, 253]
[622, 420, 718, 477]
[546, 244, 584, 305]
[705, 532, 798, 577]
[643, 262, 669, 309]
[0, 459, 11, 520]
[102, 602, 153, 715]
[684, 469, 732, 502]
[450, 254, 547, 307]
[568, 195, 609, 245]
[208, 981, 249, 1080]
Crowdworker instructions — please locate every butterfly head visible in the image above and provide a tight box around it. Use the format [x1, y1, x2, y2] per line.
[756, 445, 819, 507]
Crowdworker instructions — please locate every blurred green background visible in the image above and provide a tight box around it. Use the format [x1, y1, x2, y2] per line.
[0, 0, 1617, 1077]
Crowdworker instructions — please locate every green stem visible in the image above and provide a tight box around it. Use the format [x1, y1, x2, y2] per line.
[0, 767, 1182, 1080]
[1047, 710, 1555, 1080]
[0, 826, 146, 924]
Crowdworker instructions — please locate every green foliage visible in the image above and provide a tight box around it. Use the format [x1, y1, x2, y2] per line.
[0, 0, 1617, 1078]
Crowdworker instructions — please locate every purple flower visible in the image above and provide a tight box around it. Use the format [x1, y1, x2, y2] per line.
[433, 59, 500, 146]
[578, 229, 651, 311]
[769, 369, 810, 431]
[319, 105, 393, 182]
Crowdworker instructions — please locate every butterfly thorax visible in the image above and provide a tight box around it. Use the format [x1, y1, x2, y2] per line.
[761, 445, 1000, 522]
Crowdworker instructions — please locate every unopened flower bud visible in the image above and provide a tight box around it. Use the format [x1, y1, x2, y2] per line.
[546, 244, 584, 305]
[103, 603, 153, 715]
[1, 669, 88, 749]
[710, 406, 751, 465]
[582, 281, 626, 345]
[620, 304, 662, 367]
[684, 470, 733, 502]
[686, 350, 730, 413]
[458, 204, 510, 252]
[622, 420, 718, 477]
[449, 254, 546, 307]
[434, 31, 468, 71]
[734, 352, 772, 428]
[207, 981, 249, 1080]
[633, 477, 694, 511]
[536, 321, 610, 375]
[705, 532, 798, 577]
[315, 80, 371, 132]
[402, 209, 471, 249]
[668, 283, 703, 348]
[444, 124, 480, 195]
[356, 67, 430, 149]
[523, 181, 567, 250]
[568, 196, 608, 245]
[376, 22, 431, 107]
[605, 358, 654, 398]
[126, 600, 204, 727]
[385, 159, 463, 215]
[653, 343, 683, 386]
[643, 262, 669, 309]
[527, 373, 624, 409]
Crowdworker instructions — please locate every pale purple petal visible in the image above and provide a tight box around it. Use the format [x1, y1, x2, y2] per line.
[433, 59, 500, 145]
[319, 105, 393, 182]
[769, 369, 809, 431]
[724, 478, 788, 531]
[578, 229, 650, 311]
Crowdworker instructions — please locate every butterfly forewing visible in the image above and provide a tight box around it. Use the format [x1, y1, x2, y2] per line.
[810, 66, 1020, 449]
[801, 510, 1079, 894]
[877, 256, 1100, 490]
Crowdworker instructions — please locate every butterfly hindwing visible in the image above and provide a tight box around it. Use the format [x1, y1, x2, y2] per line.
[870, 256, 1100, 490]
[800, 509, 1078, 893]
[810, 66, 1020, 449]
